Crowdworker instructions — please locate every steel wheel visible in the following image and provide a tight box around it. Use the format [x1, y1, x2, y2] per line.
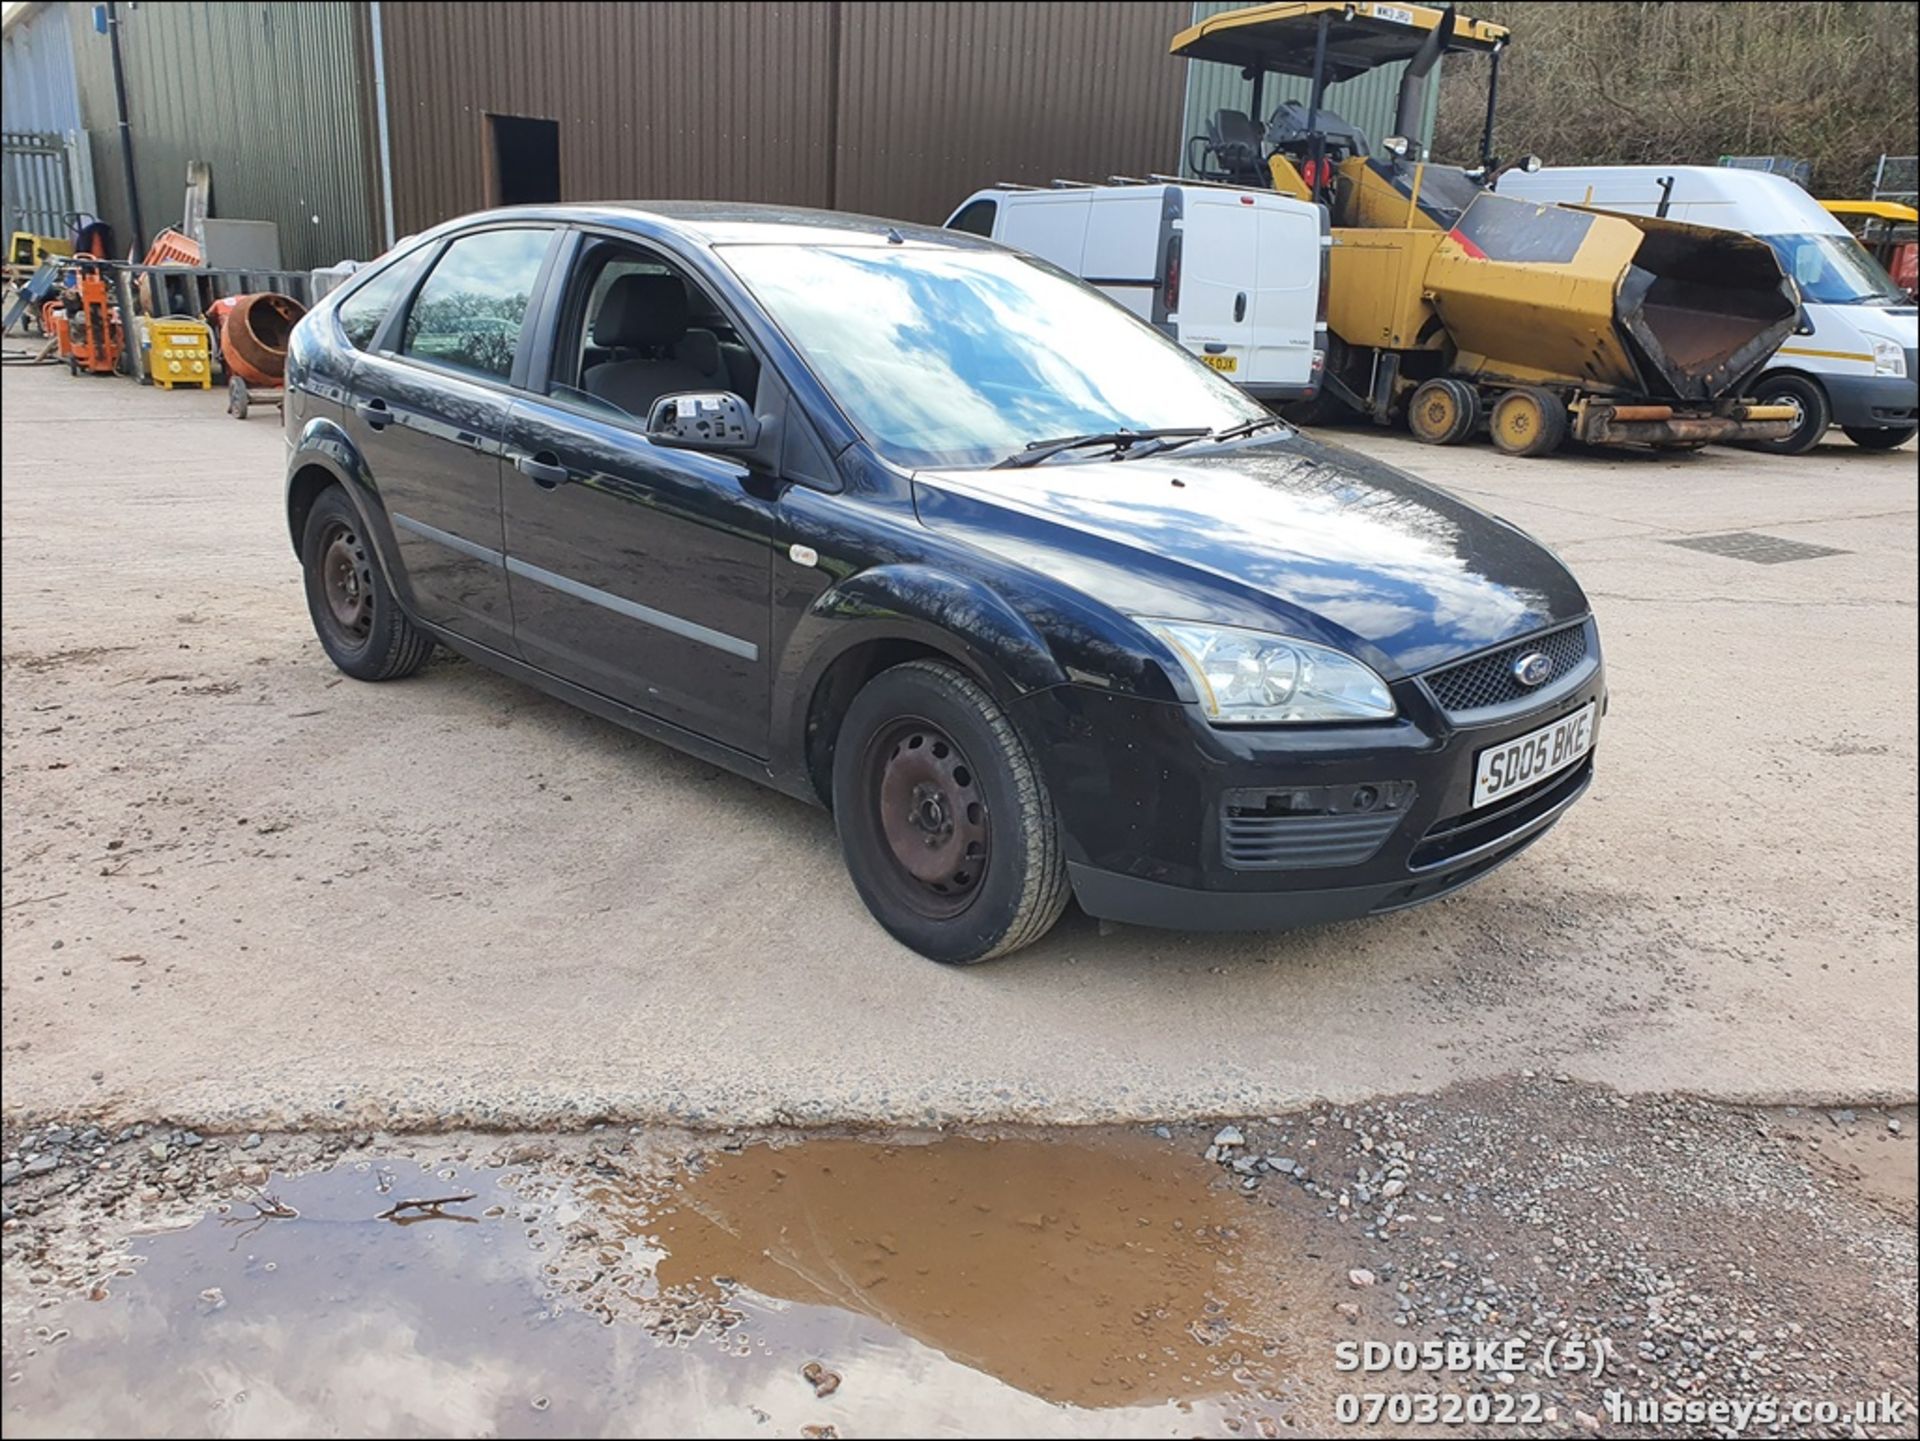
[1490, 387, 1568, 457]
[864, 715, 991, 920]
[318, 519, 374, 646]
[1408, 377, 1480, 445]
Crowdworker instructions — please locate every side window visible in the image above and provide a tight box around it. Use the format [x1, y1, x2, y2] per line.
[947, 198, 998, 238]
[552, 242, 762, 421]
[335, 249, 428, 351]
[401, 228, 553, 379]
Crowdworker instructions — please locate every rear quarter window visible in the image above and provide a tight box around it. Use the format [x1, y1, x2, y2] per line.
[335, 249, 428, 351]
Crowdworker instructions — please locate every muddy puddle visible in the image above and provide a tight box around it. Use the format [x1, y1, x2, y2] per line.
[2, 1132, 1332, 1437]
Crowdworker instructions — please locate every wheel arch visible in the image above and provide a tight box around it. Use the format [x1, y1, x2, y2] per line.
[1749, 365, 1831, 402]
[778, 565, 1070, 808]
[284, 418, 411, 607]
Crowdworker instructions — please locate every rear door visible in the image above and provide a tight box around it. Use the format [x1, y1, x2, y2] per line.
[343, 224, 560, 652]
[1249, 199, 1320, 391]
[1177, 191, 1260, 380]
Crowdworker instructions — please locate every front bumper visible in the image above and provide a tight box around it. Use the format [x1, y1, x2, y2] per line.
[1824, 371, 1918, 429]
[1014, 635, 1604, 932]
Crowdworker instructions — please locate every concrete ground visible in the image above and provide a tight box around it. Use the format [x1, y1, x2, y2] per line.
[1, 361, 1914, 1131]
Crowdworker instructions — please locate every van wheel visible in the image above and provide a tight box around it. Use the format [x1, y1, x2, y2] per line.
[1747, 374, 1829, 455]
[300, 486, 434, 681]
[1842, 423, 1917, 451]
[1489, 387, 1568, 457]
[832, 660, 1069, 964]
[1407, 378, 1481, 445]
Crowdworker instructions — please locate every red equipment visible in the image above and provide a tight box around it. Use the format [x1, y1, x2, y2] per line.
[41, 260, 123, 376]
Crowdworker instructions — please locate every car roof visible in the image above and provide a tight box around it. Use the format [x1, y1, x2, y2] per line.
[420, 200, 994, 252]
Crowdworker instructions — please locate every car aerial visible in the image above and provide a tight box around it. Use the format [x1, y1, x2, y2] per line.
[282, 202, 1605, 964]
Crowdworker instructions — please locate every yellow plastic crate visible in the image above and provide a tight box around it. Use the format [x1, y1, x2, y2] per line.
[144, 317, 214, 391]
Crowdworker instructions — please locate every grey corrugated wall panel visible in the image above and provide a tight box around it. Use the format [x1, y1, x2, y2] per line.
[831, 1, 1189, 223]
[1180, 0, 1440, 166]
[69, 1, 375, 268]
[3, 4, 84, 132]
[379, 1, 837, 237]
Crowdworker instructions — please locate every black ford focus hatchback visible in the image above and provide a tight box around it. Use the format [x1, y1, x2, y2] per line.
[283, 203, 1603, 963]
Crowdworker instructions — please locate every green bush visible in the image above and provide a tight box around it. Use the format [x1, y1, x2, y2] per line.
[1434, 1, 1918, 198]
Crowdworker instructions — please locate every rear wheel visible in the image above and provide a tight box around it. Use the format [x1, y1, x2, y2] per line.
[300, 486, 434, 681]
[1746, 374, 1829, 455]
[1842, 423, 1917, 451]
[832, 659, 1069, 964]
[1407, 378, 1481, 445]
[1489, 387, 1568, 457]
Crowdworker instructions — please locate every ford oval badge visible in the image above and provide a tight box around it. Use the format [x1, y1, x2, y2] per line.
[1512, 652, 1552, 687]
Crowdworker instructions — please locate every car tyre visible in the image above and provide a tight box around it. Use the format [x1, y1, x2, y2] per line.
[1747, 374, 1829, 455]
[833, 659, 1070, 963]
[300, 486, 434, 681]
[1489, 387, 1569, 457]
[1842, 423, 1917, 451]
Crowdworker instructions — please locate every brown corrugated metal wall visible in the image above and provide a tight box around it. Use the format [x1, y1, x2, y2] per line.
[380, 1, 838, 237]
[832, 2, 1188, 220]
[382, 1, 1189, 232]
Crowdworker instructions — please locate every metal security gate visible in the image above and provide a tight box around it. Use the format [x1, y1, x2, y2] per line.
[3, 130, 95, 241]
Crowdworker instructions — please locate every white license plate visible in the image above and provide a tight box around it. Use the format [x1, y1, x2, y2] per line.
[1472, 703, 1596, 809]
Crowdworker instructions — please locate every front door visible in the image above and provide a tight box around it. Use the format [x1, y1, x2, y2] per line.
[502, 236, 776, 757]
[343, 225, 559, 652]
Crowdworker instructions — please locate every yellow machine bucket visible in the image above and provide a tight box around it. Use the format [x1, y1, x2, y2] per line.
[1425, 192, 1801, 402]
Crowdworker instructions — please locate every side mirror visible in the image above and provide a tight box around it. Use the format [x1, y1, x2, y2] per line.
[1520, 154, 1543, 174]
[645, 391, 759, 451]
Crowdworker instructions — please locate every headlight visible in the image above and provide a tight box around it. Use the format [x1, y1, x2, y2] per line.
[1871, 337, 1906, 377]
[1138, 619, 1396, 724]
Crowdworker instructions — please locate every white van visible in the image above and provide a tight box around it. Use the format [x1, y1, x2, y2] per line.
[945, 182, 1327, 402]
[1499, 165, 1917, 453]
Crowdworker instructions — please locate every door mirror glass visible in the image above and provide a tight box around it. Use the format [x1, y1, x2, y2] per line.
[646, 391, 760, 451]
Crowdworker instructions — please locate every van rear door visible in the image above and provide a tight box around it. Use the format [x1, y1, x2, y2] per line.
[1178, 190, 1259, 380]
[1249, 199, 1320, 394]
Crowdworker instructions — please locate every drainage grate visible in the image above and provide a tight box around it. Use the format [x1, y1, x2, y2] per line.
[1666, 531, 1849, 564]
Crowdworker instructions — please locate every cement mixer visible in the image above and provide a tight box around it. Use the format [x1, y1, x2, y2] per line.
[1175, 1, 1802, 454]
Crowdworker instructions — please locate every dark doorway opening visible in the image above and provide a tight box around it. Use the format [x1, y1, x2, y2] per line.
[489, 114, 560, 206]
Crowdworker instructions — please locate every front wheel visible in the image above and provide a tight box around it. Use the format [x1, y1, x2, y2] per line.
[1747, 374, 1829, 455]
[1842, 423, 1917, 451]
[300, 486, 434, 681]
[832, 660, 1070, 963]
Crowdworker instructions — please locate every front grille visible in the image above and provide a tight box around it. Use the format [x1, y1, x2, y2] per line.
[1421, 622, 1590, 716]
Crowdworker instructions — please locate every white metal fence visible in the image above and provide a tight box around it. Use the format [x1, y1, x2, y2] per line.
[2, 129, 97, 243]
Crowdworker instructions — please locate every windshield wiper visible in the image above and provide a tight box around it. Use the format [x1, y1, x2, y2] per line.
[1131, 413, 1292, 458]
[993, 427, 1208, 469]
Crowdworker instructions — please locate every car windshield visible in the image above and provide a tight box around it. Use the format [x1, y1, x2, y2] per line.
[1761, 231, 1908, 305]
[718, 243, 1270, 469]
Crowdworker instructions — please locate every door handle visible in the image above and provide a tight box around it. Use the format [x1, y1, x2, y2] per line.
[515, 451, 570, 489]
[1233, 291, 1248, 322]
[354, 398, 392, 429]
